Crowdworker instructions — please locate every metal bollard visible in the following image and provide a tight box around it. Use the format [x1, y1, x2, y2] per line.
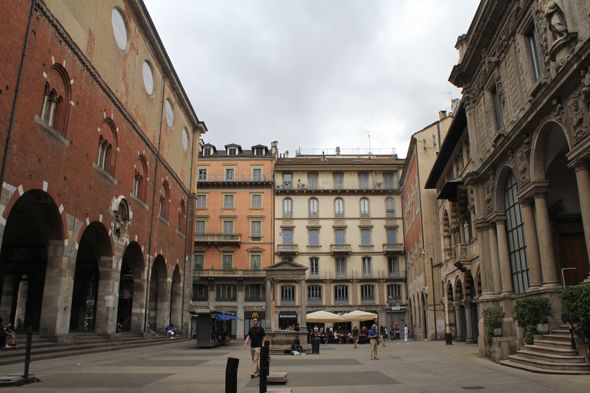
[259, 341, 270, 393]
[225, 357, 239, 393]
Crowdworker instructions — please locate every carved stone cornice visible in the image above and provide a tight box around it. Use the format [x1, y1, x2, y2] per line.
[516, 180, 550, 201]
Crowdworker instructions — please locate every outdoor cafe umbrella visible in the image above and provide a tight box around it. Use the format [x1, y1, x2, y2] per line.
[340, 310, 378, 322]
[305, 310, 343, 323]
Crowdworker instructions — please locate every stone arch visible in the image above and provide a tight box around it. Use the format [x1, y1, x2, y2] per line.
[531, 118, 572, 183]
[170, 264, 182, 329]
[494, 164, 518, 211]
[118, 241, 146, 332]
[70, 221, 115, 333]
[43, 62, 72, 135]
[148, 255, 169, 331]
[0, 189, 65, 332]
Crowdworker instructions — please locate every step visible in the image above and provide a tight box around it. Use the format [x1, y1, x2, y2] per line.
[541, 334, 571, 342]
[551, 329, 571, 335]
[517, 350, 586, 364]
[499, 359, 590, 375]
[507, 355, 590, 371]
[0, 337, 188, 367]
[524, 344, 578, 356]
[267, 372, 288, 383]
[533, 339, 573, 349]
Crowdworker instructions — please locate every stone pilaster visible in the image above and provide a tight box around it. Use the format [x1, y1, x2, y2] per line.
[156, 279, 171, 330]
[493, 215, 514, 295]
[130, 278, 147, 332]
[533, 191, 560, 286]
[300, 278, 307, 329]
[170, 276, 183, 328]
[487, 224, 502, 295]
[39, 240, 76, 336]
[236, 284, 245, 339]
[571, 162, 590, 283]
[265, 278, 272, 331]
[519, 199, 542, 289]
[95, 256, 120, 334]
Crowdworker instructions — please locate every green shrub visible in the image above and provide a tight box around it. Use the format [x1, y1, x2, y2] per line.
[483, 307, 504, 345]
[512, 296, 552, 345]
[560, 284, 590, 338]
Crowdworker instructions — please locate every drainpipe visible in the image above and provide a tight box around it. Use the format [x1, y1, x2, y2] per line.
[144, 74, 167, 331]
[0, 0, 36, 193]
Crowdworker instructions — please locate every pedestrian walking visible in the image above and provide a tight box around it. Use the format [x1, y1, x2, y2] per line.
[243, 317, 266, 379]
[380, 326, 386, 347]
[368, 324, 379, 360]
[404, 324, 409, 342]
[352, 324, 360, 348]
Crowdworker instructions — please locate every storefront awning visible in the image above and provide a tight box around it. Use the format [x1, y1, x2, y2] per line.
[437, 178, 463, 200]
[216, 313, 241, 321]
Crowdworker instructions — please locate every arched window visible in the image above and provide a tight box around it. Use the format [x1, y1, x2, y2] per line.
[133, 154, 148, 202]
[160, 180, 170, 221]
[334, 198, 344, 218]
[360, 198, 370, 218]
[39, 64, 71, 135]
[309, 198, 318, 218]
[504, 171, 529, 294]
[283, 198, 292, 218]
[178, 199, 186, 234]
[97, 118, 117, 175]
[385, 197, 395, 217]
[97, 136, 110, 170]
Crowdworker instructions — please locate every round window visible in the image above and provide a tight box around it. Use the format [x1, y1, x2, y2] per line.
[165, 99, 174, 127]
[143, 61, 154, 95]
[182, 128, 189, 152]
[111, 8, 127, 50]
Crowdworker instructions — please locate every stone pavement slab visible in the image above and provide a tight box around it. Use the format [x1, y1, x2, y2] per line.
[0, 339, 587, 393]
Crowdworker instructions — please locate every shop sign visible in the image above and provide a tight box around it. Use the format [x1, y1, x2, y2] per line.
[194, 308, 210, 313]
[279, 313, 297, 318]
[244, 311, 265, 319]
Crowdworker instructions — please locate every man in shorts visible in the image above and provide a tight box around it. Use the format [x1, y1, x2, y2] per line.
[352, 324, 360, 348]
[243, 317, 266, 378]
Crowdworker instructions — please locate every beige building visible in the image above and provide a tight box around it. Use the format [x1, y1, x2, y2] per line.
[272, 149, 406, 330]
[437, 0, 590, 363]
[401, 113, 453, 341]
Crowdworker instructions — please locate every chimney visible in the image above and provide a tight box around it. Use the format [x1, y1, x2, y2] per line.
[439, 111, 447, 120]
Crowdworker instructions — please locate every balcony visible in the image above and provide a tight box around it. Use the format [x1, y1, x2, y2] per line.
[275, 180, 399, 193]
[306, 270, 405, 280]
[383, 243, 404, 255]
[193, 268, 264, 280]
[277, 244, 298, 256]
[195, 233, 241, 248]
[452, 241, 478, 273]
[330, 244, 352, 256]
[198, 173, 274, 187]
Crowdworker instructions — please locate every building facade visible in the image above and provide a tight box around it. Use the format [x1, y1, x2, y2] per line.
[272, 150, 406, 330]
[191, 142, 277, 339]
[426, 102, 480, 345]
[0, 0, 205, 338]
[401, 112, 452, 340]
[445, 0, 590, 356]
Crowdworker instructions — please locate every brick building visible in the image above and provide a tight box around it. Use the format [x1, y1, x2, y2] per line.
[0, 0, 206, 338]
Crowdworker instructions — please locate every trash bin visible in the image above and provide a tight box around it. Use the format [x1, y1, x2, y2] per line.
[445, 333, 452, 345]
[311, 338, 321, 354]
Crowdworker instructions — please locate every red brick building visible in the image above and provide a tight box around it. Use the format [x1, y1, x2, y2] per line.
[0, 0, 206, 338]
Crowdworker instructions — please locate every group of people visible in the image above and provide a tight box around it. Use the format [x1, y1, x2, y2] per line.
[0, 317, 17, 348]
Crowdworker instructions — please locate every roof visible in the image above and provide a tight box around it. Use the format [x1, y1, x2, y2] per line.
[275, 156, 404, 167]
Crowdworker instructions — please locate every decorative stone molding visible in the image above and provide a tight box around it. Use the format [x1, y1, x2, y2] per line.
[566, 92, 588, 145]
[581, 66, 590, 106]
[484, 171, 495, 213]
[534, 9, 551, 71]
[538, 0, 569, 41]
[516, 133, 532, 186]
[551, 98, 566, 125]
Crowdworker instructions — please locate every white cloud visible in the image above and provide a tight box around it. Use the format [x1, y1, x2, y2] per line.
[144, 0, 479, 158]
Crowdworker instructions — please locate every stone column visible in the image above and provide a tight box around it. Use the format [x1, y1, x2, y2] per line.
[95, 256, 121, 334]
[236, 284, 245, 339]
[453, 302, 463, 342]
[207, 283, 216, 311]
[130, 278, 147, 333]
[476, 223, 494, 296]
[534, 192, 559, 286]
[494, 217, 514, 295]
[487, 225, 502, 295]
[170, 277, 183, 328]
[464, 303, 474, 344]
[572, 162, 590, 283]
[39, 240, 77, 336]
[156, 279, 171, 330]
[520, 199, 542, 289]
[300, 278, 307, 330]
[0, 274, 16, 319]
[265, 278, 272, 331]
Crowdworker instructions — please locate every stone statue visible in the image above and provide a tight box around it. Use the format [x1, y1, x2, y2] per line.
[538, 0, 568, 41]
[484, 172, 495, 213]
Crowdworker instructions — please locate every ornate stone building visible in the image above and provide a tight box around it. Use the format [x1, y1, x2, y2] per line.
[401, 113, 452, 340]
[444, 0, 590, 356]
[0, 0, 206, 338]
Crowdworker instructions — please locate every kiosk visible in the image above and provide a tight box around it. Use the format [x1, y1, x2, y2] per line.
[193, 309, 240, 348]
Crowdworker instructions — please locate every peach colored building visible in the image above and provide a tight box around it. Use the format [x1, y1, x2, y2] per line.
[191, 142, 277, 339]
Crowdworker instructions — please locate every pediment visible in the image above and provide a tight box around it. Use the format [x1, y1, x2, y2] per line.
[264, 260, 308, 271]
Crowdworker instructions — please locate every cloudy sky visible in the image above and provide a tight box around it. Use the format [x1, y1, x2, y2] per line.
[143, 0, 480, 158]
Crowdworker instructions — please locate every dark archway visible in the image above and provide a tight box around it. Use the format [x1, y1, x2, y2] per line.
[70, 222, 112, 332]
[118, 242, 145, 332]
[0, 190, 63, 330]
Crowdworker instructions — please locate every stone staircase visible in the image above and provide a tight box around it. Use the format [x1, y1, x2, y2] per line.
[500, 326, 590, 374]
[0, 332, 189, 367]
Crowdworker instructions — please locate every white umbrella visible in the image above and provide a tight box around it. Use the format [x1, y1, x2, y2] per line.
[306, 310, 343, 323]
[340, 310, 378, 322]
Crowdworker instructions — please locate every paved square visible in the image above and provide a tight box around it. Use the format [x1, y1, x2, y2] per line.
[0, 340, 587, 393]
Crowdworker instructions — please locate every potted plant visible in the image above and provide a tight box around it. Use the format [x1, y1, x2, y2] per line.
[512, 296, 552, 345]
[483, 307, 504, 345]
